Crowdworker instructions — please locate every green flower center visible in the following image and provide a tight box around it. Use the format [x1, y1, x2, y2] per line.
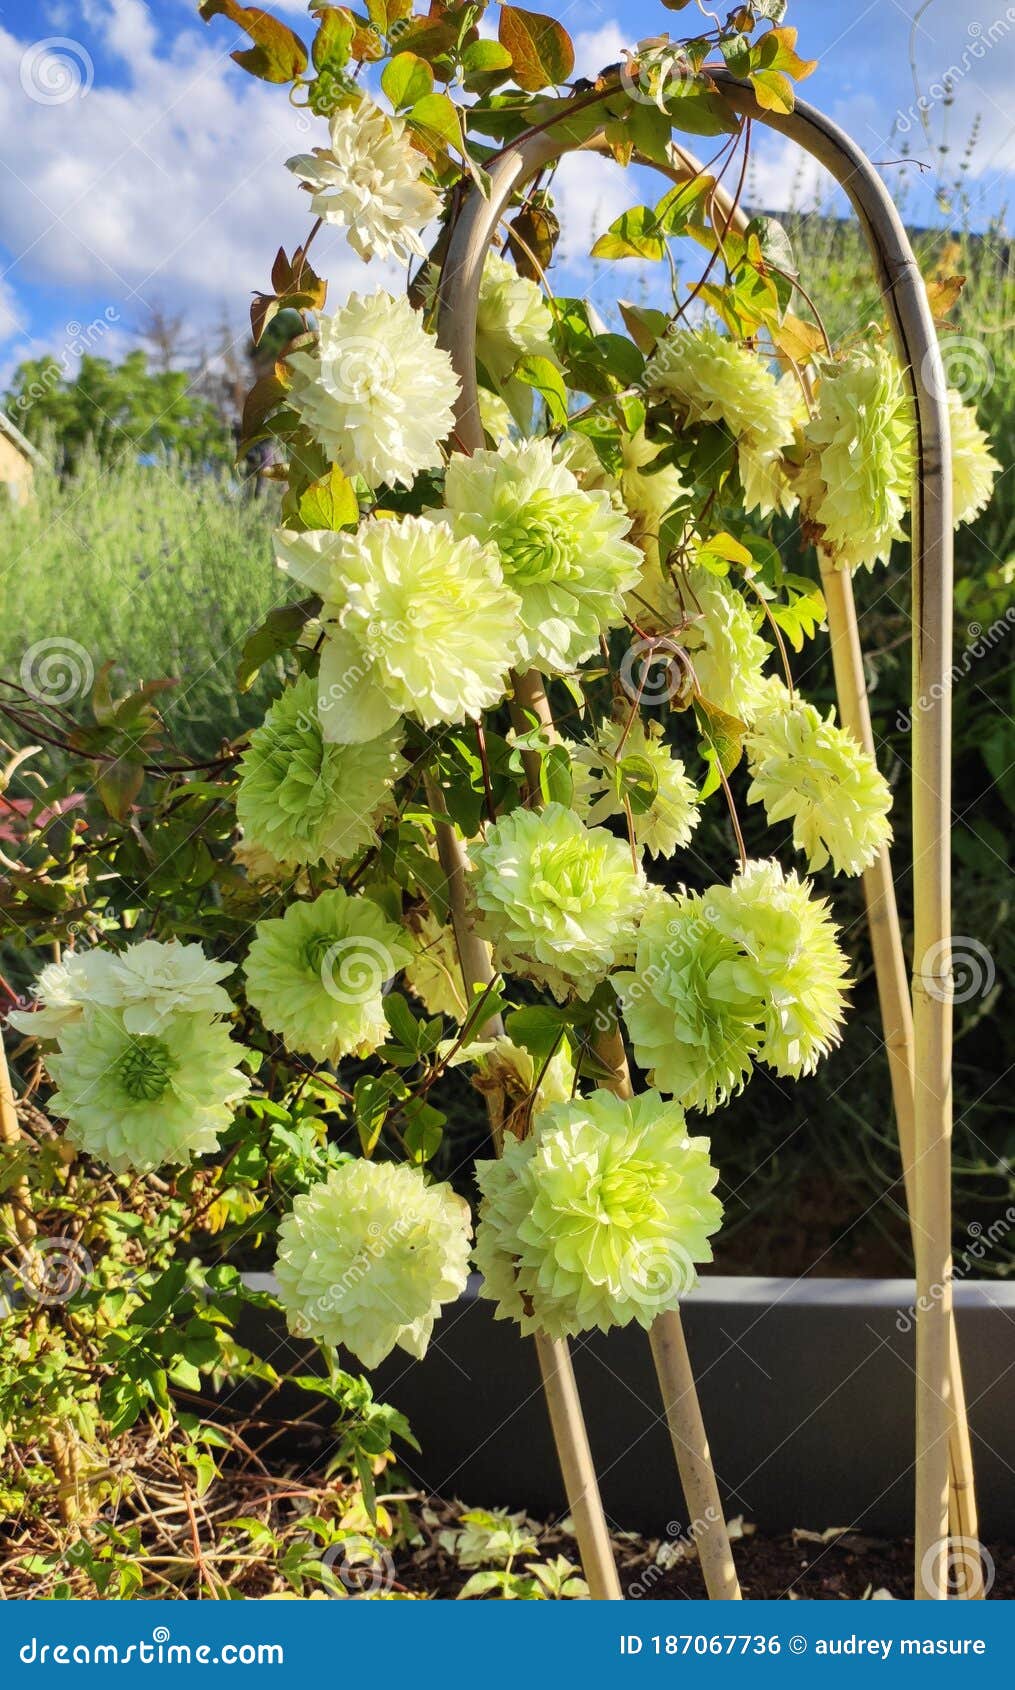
[596, 1161, 660, 1229]
[495, 494, 580, 585]
[532, 843, 592, 914]
[302, 933, 340, 976]
[116, 1036, 175, 1103]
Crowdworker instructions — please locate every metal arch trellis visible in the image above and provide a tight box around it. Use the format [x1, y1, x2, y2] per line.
[430, 72, 968, 1603]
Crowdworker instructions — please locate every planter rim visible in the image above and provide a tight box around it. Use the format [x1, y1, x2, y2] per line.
[242, 1272, 1015, 1311]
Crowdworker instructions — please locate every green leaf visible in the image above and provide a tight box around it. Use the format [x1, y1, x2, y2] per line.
[402, 1099, 445, 1165]
[665, 85, 741, 137]
[746, 213, 797, 277]
[754, 25, 818, 82]
[239, 371, 288, 449]
[768, 585, 827, 651]
[382, 991, 426, 1053]
[498, 6, 574, 91]
[235, 598, 316, 692]
[626, 100, 674, 166]
[95, 756, 144, 823]
[695, 530, 753, 574]
[295, 464, 359, 530]
[749, 67, 796, 115]
[511, 354, 568, 427]
[719, 32, 752, 78]
[694, 695, 746, 781]
[462, 37, 513, 93]
[618, 301, 670, 355]
[591, 205, 666, 262]
[353, 1073, 405, 1156]
[539, 743, 573, 808]
[409, 92, 464, 155]
[616, 752, 659, 817]
[199, 1, 307, 82]
[654, 173, 714, 237]
[505, 1005, 571, 1065]
[312, 6, 354, 73]
[381, 51, 433, 109]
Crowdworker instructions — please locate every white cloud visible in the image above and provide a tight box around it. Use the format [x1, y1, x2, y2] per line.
[0, 277, 24, 343]
[0, 3, 398, 367]
[571, 23, 629, 80]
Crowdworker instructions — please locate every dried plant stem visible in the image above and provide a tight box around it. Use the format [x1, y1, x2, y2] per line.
[1, 1034, 36, 1247]
[509, 672, 740, 1600]
[2, 1034, 79, 1523]
[423, 774, 622, 1600]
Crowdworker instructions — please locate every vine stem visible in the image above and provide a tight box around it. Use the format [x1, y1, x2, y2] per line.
[423, 774, 623, 1601]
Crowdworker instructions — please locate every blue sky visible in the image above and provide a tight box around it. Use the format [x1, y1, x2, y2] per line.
[0, 0, 1012, 390]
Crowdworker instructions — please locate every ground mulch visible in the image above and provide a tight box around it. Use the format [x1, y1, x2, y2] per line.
[399, 1503, 1015, 1601]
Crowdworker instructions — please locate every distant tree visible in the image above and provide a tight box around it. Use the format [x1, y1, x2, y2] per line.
[4, 350, 232, 467]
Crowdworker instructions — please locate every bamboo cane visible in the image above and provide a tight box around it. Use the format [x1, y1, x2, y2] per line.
[709, 73, 957, 1598]
[661, 135, 977, 1591]
[509, 668, 742, 1601]
[818, 562, 979, 1591]
[424, 775, 622, 1600]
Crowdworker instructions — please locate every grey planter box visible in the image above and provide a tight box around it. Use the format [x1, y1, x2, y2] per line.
[239, 1274, 1015, 1538]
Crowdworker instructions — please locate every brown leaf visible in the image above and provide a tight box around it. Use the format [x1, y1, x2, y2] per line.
[498, 5, 574, 92]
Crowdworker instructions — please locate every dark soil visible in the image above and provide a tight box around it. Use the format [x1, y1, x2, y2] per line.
[399, 1502, 1015, 1601]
